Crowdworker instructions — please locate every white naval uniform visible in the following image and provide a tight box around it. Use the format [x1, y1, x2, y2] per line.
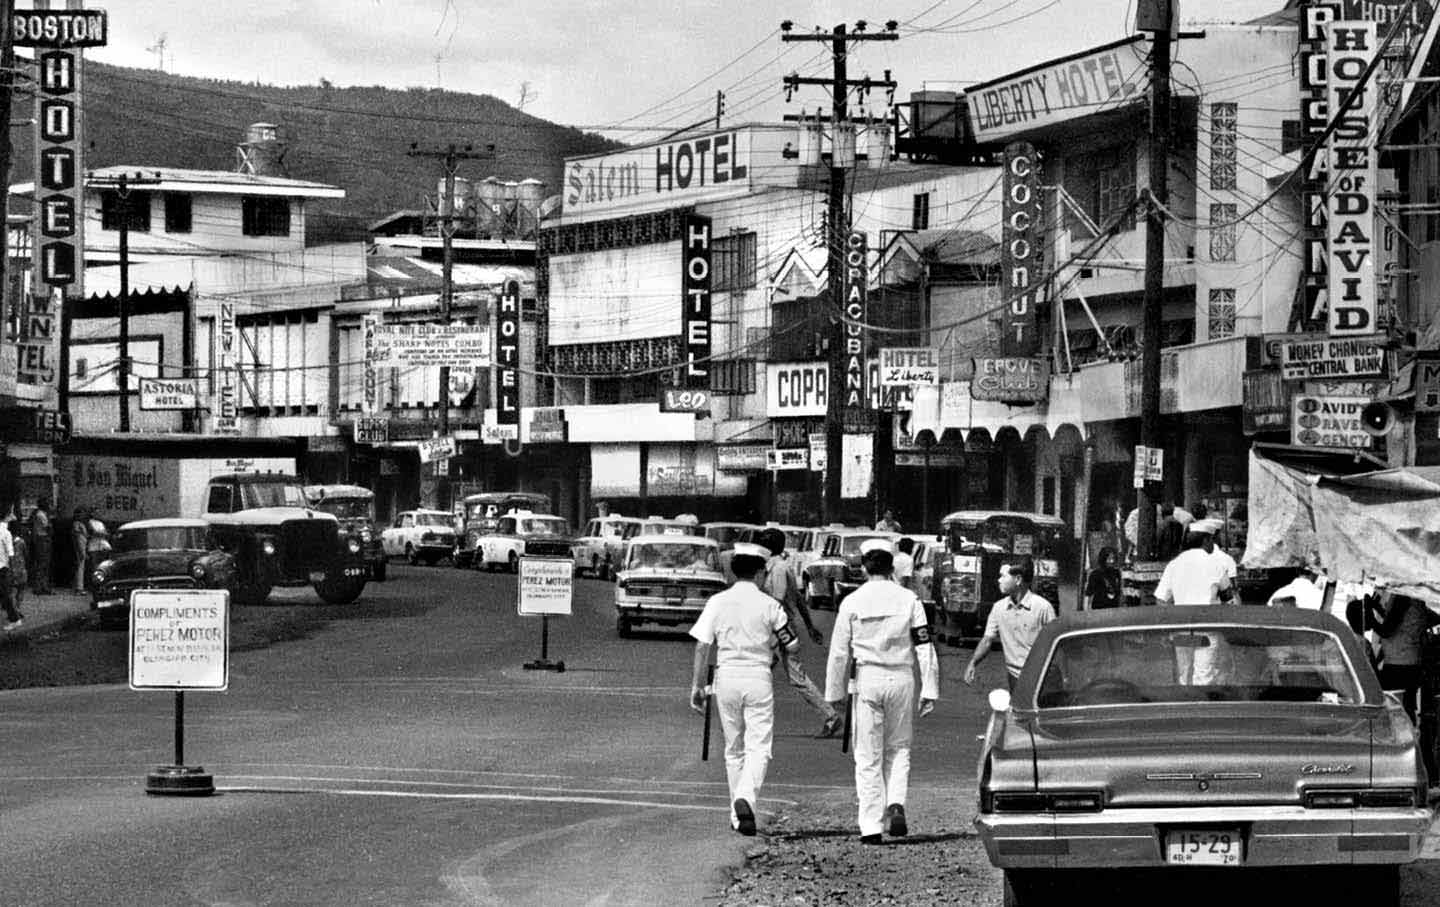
[825, 576, 940, 837]
[690, 580, 794, 827]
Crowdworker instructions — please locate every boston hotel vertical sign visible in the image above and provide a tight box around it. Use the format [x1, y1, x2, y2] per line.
[15, 7, 106, 392]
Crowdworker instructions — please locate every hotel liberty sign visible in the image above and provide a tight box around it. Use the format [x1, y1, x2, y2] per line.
[966, 37, 1145, 143]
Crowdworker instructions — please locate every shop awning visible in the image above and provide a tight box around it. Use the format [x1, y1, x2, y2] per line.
[907, 377, 1088, 442]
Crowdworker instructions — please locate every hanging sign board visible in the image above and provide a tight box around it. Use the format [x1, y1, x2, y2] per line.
[1000, 142, 1042, 356]
[370, 323, 492, 368]
[1279, 334, 1385, 381]
[496, 280, 521, 427]
[517, 557, 574, 616]
[878, 347, 939, 387]
[1292, 394, 1373, 448]
[766, 362, 828, 417]
[681, 214, 712, 389]
[660, 387, 710, 414]
[971, 357, 1050, 403]
[766, 448, 809, 471]
[138, 377, 202, 411]
[843, 231, 869, 413]
[809, 432, 827, 473]
[717, 444, 769, 471]
[481, 423, 519, 444]
[1325, 20, 1378, 337]
[12, 10, 108, 47]
[128, 589, 229, 691]
[353, 417, 388, 445]
[417, 435, 457, 463]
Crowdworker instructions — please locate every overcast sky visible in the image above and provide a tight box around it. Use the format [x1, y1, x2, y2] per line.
[87, 0, 1285, 139]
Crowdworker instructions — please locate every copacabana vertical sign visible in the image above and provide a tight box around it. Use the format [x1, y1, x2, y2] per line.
[128, 589, 229, 690]
[1326, 20, 1377, 336]
[843, 231, 867, 413]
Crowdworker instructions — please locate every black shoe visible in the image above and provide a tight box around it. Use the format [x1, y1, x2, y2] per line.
[885, 804, 908, 837]
[815, 715, 843, 739]
[859, 833, 883, 845]
[733, 798, 756, 836]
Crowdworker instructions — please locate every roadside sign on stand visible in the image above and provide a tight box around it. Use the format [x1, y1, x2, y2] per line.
[517, 557, 571, 672]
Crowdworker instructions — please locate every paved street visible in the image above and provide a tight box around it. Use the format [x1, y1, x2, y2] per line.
[1, 562, 990, 906]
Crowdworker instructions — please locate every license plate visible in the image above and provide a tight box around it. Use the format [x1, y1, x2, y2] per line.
[1165, 829, 1242, 866]
[309, 571, 326, 583]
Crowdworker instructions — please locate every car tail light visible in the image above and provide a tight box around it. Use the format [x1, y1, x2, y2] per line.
[1304, 788, 1417, 809]
[987, 791, 1104, 813]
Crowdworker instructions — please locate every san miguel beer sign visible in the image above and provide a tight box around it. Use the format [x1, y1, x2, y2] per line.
[1001, 142, 1042, 356]
[681, 214, 711, 390]
[842, 231, 868, 413]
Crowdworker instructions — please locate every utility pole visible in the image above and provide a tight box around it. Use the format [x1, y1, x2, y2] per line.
[0, 0, 14, 374]
[1136, 4, 1174, 559]
[407, 142, 494, 509]
[782, 20, 897, 524]
[90, 172, 161, 432]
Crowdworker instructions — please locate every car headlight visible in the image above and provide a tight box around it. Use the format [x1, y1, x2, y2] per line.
[92, 568, 108, 586]
[190, 563, 207, 580]
[347, 537, 361, 554]
[261, 539, 276, 556]
[361, 527, 373, 542]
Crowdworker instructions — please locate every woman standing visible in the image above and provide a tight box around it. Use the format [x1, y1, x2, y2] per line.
[71, 508, 89, 593]
[1084, 547, 1123, 609]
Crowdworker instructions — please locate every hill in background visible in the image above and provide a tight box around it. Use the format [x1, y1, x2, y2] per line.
[10, 62, 621, 241]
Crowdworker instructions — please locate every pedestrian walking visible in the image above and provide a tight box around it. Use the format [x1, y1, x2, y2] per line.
[1267, 554, 1325, 609]
[874, 509, 902, 533]
[0, 515, 22, 630]
[1153, 519, 1232, 606]
[964, 561, 1056, 692]
[1370, 591, 1433, 725]
[10, 521, 28, 623]
[892, 538, 916, 592]
[29, 499, 53, 594]
[1156, 503, 1185, 561]
[71, 508, 89, 592]
[756, 527, 843, 739]
[688, 542, 799, 837]
[825, 538, 939, 844]
[1084, 546, 1122, 609]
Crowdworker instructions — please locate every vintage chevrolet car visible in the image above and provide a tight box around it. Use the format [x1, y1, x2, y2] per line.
[614, 535, 725, 637]
[91, 518, 238, 630]
[975, 607, 1431, 906]
[806, 528, 901, 607]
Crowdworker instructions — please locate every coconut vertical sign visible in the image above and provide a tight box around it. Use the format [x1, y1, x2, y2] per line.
[1001, 141, 1041, 357]
[15, 6, 107, 393]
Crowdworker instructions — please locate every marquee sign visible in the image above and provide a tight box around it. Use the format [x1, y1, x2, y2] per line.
[1326, 20, 1378, 336]
[496, 280, 521, 428]
[681, 214, 711, 389]
[1001, 142, 1042, 356]
[12, 9, 107, 47]
[842, 231, 868, 413]
[213, 303, 239, 435]
[563, 128, 754, 218]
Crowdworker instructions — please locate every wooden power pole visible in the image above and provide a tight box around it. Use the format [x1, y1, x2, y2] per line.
[89, 172, 161, 431]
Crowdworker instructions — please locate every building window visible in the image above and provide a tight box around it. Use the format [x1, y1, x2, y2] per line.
[1210, 102, 1238, 190]
[99, 190, 151, 232]
[1208, 287, 1237, 339]
[912, 192, 930, 230]
[1209, 203, 1237, 262]
[164, 193, 192, 234]
[713, 231, 757, 291]
[242, 196, 291, 237]
[710, 358, 756, 395]
[1097, 150, 1135, 231]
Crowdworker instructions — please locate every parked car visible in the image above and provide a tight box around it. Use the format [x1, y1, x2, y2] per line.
[702, 521, 759, 583]
[634, 516, 705, 538]
[454, 491, 552, 567]
[932, 510, 1065, 643]
[90, 518, 237, 630]
[806, 528, 901, 608]
[304, 484, 386, 581]
[792, 525, 849, 609]
[572, 515, 643, 579]
[381, 509, 458, 566]
[476, 512, 573, 572]
[614, 535, 725, 637]
[203, 473, 368, 606]
[975, 606, 1432, 906]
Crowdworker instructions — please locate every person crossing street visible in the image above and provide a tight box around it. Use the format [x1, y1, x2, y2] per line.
[824, 538, 939, 844]
[756, 527, 843, 739]
[689, 542, 800, 837]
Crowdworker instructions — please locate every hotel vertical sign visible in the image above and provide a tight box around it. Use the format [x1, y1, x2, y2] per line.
[496, 280, 521, 434]
[1001, 142, 1042, 357]
[843, 231, 868, 413]
[17, 6, 106, 391]
[681, 214, 711, 390]
[1326, 20, 1377, 336]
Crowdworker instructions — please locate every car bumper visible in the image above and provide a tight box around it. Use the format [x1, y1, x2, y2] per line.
[616, 597, 704, 625]
[976, 805, 1433, 869]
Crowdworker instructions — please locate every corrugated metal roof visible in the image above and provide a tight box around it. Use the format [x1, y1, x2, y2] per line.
[10, 165, 344, 199]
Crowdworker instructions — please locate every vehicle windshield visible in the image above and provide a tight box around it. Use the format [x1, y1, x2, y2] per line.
[784, 530, 808, 550]
[704, 526, 749, 547]
[945, 517, 1058, 556]
[520, 518, 568, 536]
[465, 496, 548, 521]
[628, 542, 719, 571]
[312, 498, 372, 520]
[841, 534, 890, 555]
[240, 481, 308, 509]
[415, 513, 452, 527]
[637, 522, 703, 537]
[113, 526, 211, 553]
[1035, 625, 1363, 709]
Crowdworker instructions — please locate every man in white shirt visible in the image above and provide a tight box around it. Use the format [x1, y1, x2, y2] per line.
[0, 515, 21, 630]
[1267, 557, 1325, 610]
[964, 561, 1057, 691]
[689, 542, 799, 837]
[825, 538, 939, 844]
[1154, 519, 1234, 684]
[891, 538, 916, 591]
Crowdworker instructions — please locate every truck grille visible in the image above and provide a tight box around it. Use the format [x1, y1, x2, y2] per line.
[281, 519, 334, 577]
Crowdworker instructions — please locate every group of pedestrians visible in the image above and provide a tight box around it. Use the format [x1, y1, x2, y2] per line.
[1, 499, 59, 632]
[688, 532, 938, 844]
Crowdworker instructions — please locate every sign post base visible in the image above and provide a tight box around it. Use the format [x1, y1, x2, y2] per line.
[522, 614, 565, 672]
[145, 764, 215, 797]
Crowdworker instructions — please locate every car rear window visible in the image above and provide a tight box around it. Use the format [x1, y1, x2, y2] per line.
[1035, 625, 1363, 709]
[628, 542, 719, 571]
[521, 519, 568, 535]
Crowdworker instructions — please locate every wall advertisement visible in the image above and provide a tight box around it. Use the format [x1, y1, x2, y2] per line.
[1326, 20, 1378, 337]
[370, 323, 492, 368]
[563, 127, 754, 219]
[548, 241, 682, 345]
[1278, 334, 1384, 380]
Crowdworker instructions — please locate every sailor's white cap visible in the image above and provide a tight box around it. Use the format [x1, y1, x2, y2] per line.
[732, 542, 771, 559]
[860, 538, 894, 556]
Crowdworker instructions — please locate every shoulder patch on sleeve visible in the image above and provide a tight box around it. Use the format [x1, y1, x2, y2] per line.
[776, 624, 797, 647]
[910, 624, 933, 646]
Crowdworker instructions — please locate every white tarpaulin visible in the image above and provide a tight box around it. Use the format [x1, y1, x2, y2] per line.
[1242, 450, 1440, 602]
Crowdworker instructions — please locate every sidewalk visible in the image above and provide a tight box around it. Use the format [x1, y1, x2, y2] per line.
[2, 586, 93, 640]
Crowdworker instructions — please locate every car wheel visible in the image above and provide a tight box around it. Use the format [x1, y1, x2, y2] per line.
[1002, 870, 1052, 907]
[372, 561, 387, 583]
[508, 551, 519, 574]
[617, 616, 633, 638]
[406, 543, 419, 566]
[314, 573, 364, 605]
[590, 555, 600, 578]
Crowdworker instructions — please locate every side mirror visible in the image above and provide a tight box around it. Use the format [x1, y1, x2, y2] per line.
[988, 688, 1011, 713]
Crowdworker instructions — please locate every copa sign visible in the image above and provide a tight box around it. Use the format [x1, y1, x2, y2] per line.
[766, 362, 828, 417]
